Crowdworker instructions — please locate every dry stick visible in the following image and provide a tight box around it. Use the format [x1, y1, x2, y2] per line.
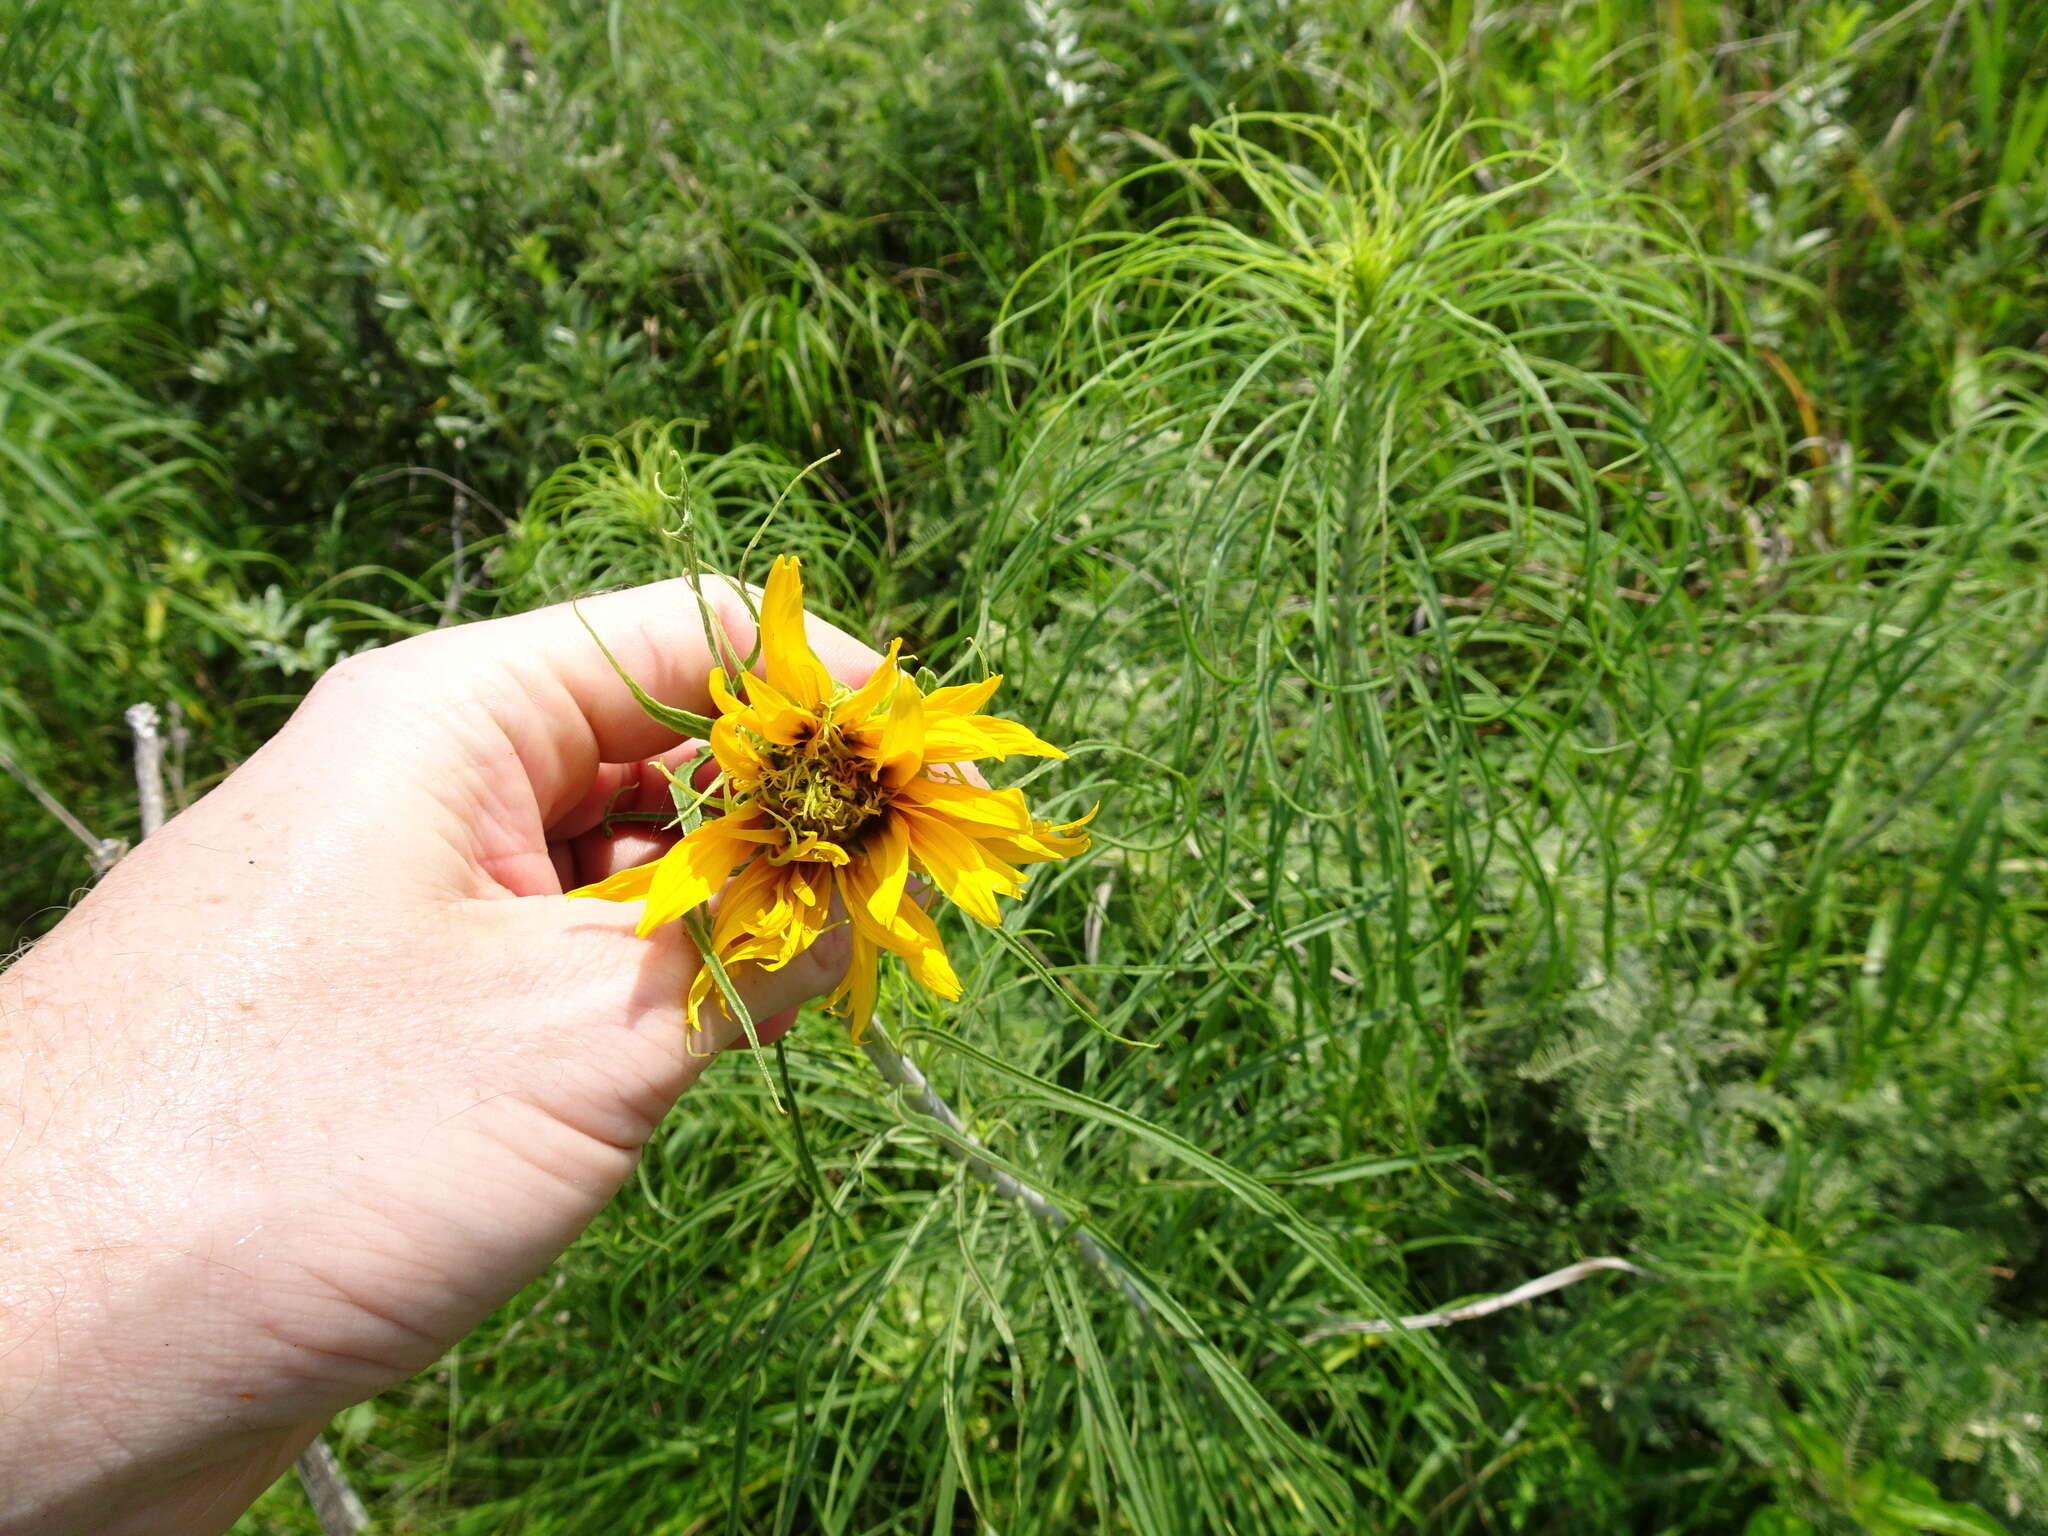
[0, 741, 125, 877]
[295, 1439, 371, 1536]
[1297, 1258, 1654, 1344]
[123, 704, 370, 1534]
[165, 700, 190, 811]
[123, 704, 166, 838]
[441, 489, 469, 626]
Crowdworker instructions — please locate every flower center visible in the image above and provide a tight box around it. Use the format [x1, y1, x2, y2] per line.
[752, 732, 889, 846]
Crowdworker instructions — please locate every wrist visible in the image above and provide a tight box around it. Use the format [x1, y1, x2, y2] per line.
[0, 957, 312, 1535]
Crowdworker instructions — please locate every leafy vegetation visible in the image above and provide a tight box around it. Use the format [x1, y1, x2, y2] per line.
[3, 0, 2045, 1530]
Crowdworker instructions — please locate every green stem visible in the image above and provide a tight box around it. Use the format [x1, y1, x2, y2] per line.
[858, 1015, 1150, 1316]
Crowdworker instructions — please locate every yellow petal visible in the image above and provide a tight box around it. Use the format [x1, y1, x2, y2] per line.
[920, 714, 1067, 765]
[719, 932, 789, 971]
[839, 846, 946, 967]
[786, 859, 836, 918]
[717, 859, 838, 974]
[708, 665, 745, 717]
[923, 674, 1002, 718]
[709, 712, 765, 779]
[849, 812, 911, 929]
[899, 806, 1018, 926]
[710, 855, 789, 949]
[835, 864, 961, 999]
[985, 830, 1091, 865]
[565, 859, 661, 903]
[875, 671, 926, 789]
[760, 555, 833, 711]
[889, 893, 962, 999]
[832, 638, 904, 727]
[895, 776, 1033, 834]
[770, 833, 853, 867]
[685, 964, 718, 1028]
[825, 933, 882, 1041]
[639, 813, 760, 936]
[839, 869, 909, 950]
[733, 669, 821, 747]
[984, 804, 1097, 865]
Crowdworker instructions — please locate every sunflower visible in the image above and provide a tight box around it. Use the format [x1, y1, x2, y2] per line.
[569, 556, 1092, 1038]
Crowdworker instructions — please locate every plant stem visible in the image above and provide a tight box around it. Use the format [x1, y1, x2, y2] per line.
[859, 1016, 1151, 1316]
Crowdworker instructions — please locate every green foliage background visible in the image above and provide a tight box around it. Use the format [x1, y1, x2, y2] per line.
[3, 0, 2046, 1531]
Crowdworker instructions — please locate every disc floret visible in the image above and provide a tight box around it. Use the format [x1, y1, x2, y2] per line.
[749, 727, 893, 853]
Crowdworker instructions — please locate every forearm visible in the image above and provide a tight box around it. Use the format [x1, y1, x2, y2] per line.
[0, 945, 314, 1536]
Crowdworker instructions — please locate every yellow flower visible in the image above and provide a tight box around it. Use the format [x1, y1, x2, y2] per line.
[570, 556, 1092, 1039]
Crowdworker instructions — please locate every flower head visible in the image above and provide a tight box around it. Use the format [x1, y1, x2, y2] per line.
[570, 556, 1092, 1038]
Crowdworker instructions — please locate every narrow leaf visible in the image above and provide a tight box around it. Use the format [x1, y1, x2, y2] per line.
[574, 601, 716, 737]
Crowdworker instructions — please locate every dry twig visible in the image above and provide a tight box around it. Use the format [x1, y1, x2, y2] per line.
[0, 740, 125, 877]
[124, 704, 167, 838]
[1298, 1257, 1654, 1344]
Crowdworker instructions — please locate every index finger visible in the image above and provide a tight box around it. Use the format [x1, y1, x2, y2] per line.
[334, 572, 885, 823]
[501, 574, 884, 759]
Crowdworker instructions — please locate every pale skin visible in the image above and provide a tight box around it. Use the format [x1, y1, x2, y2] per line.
[0, 577, 880, 1535]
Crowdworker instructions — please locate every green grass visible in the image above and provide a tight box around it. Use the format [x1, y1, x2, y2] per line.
[4, 1, 2046, 1531]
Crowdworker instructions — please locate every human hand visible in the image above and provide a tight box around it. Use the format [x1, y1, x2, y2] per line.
[0, 578, 877, 1535]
